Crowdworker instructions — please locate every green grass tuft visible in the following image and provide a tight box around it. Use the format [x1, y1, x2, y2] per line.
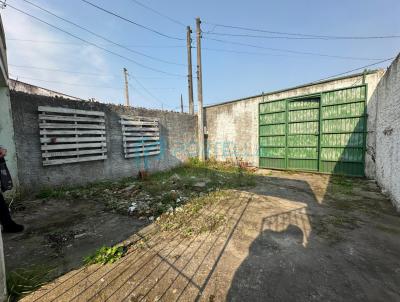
[83, 245, 126, 265]
[6, 266, 53, 302]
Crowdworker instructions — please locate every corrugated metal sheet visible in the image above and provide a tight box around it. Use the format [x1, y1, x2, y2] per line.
[259, 85, 367, 176]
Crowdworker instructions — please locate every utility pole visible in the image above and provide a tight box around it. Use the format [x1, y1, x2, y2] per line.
[196, 17, 205, 161]
[180, 94, 184, 113]
[186, 26, 194, 115]
[123, 67, 130, 106]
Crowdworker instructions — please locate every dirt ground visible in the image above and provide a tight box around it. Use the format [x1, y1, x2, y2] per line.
[3, 198, 148, 277]
[11, 169, 400, 301]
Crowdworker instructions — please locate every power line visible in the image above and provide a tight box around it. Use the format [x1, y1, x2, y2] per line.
[9, 64, 116, 77]
[129, 74, 168, 108]
[204, 31, 400, 40]
[203, 37, 387, 61]
[309, 57, 394, 84]
[7, 38, 184, 48]
[129, 82, 166, 108]
[80, 0, 184, 41]
[3, 2, 185, 77]
[8, 64, 181, 79]
[10, 65, 180, 91]
[9, 74, 122, 89]
[129, 0, 186, 27]
[20, 0, 185, 66]
[203, 21, 400, 40]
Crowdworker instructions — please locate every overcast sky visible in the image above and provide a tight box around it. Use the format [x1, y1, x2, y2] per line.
[2, 0, 400, 110]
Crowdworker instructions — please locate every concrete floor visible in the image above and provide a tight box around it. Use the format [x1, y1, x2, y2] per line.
[20, 170, 400, 302]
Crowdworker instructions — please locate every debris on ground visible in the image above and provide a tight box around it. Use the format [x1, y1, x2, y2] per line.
[34, 158, 256, 222]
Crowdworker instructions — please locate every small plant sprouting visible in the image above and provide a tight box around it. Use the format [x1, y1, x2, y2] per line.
[83, 245, 127, 265]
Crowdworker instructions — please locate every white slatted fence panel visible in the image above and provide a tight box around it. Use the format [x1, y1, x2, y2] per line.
[38, 106, 107, 166]
[120, 116, 160, 158]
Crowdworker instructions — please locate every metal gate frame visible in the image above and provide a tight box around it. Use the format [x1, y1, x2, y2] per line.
[259, 84, 367, 177]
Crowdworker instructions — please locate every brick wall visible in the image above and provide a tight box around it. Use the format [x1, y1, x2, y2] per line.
[10, 91, 197, 191]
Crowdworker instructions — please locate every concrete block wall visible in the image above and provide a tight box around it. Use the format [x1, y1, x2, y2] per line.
[10, 91, 198, 192]
[204, 71, 384, 179]
[373, 54, 400, 209]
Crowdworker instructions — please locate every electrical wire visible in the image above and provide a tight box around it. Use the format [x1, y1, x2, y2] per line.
[80, 0, 184, 41]
[129, 82, 173, 109]
[309, 57, 394, 84]
[203, 21, 400, 40]
[129, 0, 186, 27]
[128, 74, 169, 108]
[9, 64, 183, 79]
[20, 0, 185, 66]
[204, 31, 400, 40]
[7, 38, 184, 48]
[2, 2, 186, 77]
[203, 37, 387, 61]
[9, 64, 116, 77]
[9, 74, 122, 89]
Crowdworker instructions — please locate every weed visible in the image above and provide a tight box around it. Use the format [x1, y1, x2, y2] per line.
[6, 266, 53, 302]
[83, 245, 127, 265]
[157, 191, 228, 237]
[34, 160, 256, 220]
[330, 176, 354, 193]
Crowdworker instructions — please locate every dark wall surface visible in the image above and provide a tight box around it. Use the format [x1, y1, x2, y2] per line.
[10, 91, 197, 191]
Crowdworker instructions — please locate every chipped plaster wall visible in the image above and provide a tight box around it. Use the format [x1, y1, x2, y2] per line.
[374, 55, 400, 209]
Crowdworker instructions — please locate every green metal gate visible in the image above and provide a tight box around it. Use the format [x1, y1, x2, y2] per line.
[259, 85, 367, 176]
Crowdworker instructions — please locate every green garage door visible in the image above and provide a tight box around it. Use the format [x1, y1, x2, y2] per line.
[259, 85, 367, 176]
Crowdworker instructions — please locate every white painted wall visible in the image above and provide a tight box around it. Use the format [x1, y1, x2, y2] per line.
[374, 55, 400, 209]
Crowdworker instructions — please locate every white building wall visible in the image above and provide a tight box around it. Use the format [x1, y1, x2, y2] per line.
[374, 55, 400, 209]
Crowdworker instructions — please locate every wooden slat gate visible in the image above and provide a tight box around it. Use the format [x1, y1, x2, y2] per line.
[120, 116, 160, 158]
[38, 106, 107, 166]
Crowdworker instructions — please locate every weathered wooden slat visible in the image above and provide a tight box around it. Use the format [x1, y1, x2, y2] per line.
[122, 127, 159, 132]
[121, 116, 160, 159]
[39, 114, 105, 123]
[42, 149, 105, 158]
[124, 142, 160, 148]
[39, 106, 108, 166]
[125, 146, 160, 153]
[40, 130, 106, 135]
[120, 120, 158, 126]
[39, 123, 106, 130]
[120, 115, 159, 122]
[41, 142, 106, 151]
[40, 137, 106, 143]
[125, 151, 160, 158]
[123, 136, 159, 142]
[38, 106, 105, 117]
[122, 132, 159, 137]
[43, 155, 107, 166]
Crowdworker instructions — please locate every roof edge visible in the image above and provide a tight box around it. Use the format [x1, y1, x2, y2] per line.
[204, 69, 383, 109]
